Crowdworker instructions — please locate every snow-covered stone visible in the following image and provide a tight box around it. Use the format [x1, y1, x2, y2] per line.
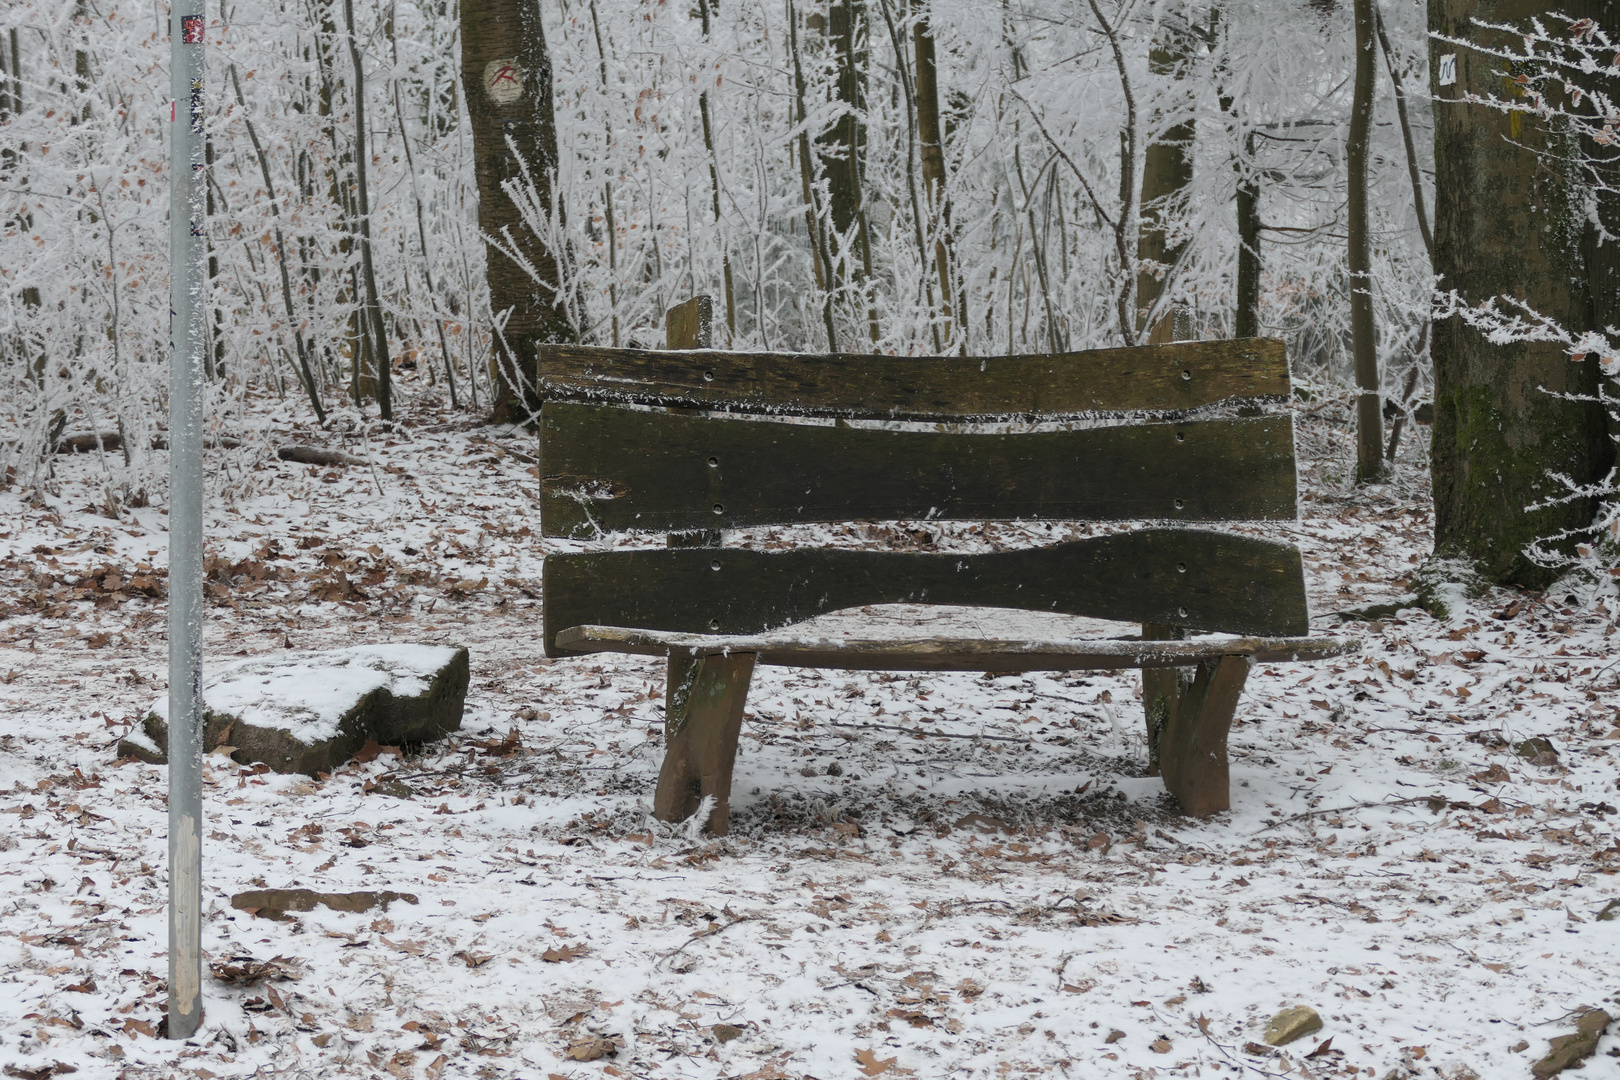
[117, 643, 468, 775]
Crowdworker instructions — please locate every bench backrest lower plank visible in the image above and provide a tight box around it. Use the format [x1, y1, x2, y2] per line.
[536, 338, 1288, 421]
[540, 528, 1309, 656]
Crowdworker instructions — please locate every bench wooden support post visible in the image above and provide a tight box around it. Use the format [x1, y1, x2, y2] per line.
[1149, 654, 1251, 818]
[1140, 623, 1184, 777]
[654, 651, 756, 835]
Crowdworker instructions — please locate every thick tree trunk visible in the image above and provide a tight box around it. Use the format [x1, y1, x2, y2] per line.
[461, 0, 575, 421]
[1429, 0, 1612, 586]
[1349, 0, 1381, 481]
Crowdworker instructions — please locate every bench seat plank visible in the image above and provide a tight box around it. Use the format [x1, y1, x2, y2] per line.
[541, 530, 1311, 655]
[554, 623, 1354, 672]
[541, 404, 1297, 536]
[535, 338, 1288, 421]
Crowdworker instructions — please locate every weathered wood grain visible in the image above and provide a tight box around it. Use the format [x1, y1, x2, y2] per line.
[552, 624, 1353, 671]
[664, 295, 713, 351]
[654, 651, 754, 834]
[540, 529, 1313, 654]
[540, 404, 1297, 535]
[535, 337, 1289, 421]
[1156, 655, 1251, 817]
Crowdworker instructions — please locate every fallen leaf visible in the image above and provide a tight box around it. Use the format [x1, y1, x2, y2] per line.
[1150, 1038, 1172, 1053]
[453, 950, 493, 968]
[541, 943, 589, 963]
[565, 1035, 619, 1061]
[855, 1048, 897, 1076]
[1305, 1037, 1335, 1058]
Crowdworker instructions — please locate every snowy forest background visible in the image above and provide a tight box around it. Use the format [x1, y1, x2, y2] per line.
[0, 0, 1435, 504]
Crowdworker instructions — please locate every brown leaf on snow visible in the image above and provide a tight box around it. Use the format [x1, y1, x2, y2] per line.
[541, 943, 589, 963]
[1150, 1038, 1172, 1053]
[855, 1048, 898, 1075]
[564, 1035, 620, 1061]
[211, 954, 302, 986]
[1470, 764, 1512, 784]
[3, 1065, 78, 1079]
[453, 950, 494, 968]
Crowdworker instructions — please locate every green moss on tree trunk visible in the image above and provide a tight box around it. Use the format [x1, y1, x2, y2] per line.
[1428, 0, 1613, 589]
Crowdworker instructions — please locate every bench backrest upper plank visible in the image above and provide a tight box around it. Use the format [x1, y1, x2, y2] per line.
[540, 528, 1310, 655]
[540, 403, 1297, 536]
[536, 338, 1288, 421]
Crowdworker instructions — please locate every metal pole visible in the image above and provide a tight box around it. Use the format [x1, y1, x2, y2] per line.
[167, 0, 207, 1041]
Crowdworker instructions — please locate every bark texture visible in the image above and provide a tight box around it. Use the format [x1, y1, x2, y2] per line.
[1348, 0, 1381, 480]
[1429, 0, 1613, 587]
[461, 0, 575, 420]
[1138, 27, 1193, 344]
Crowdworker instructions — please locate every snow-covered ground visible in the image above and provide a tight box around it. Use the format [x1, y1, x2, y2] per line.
[0, 395, 1616, 1080]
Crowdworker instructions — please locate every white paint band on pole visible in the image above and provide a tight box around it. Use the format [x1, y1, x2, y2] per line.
[167, 0, 207, 1042]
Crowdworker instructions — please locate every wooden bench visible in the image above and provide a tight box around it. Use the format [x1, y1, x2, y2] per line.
[536, 298, 1351, 833]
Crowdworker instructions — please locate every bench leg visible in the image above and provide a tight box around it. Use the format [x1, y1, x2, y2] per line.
[1140, 624, 1185, 777]
[1152, 655, 1251, 818]
[654, 651, 756, 835]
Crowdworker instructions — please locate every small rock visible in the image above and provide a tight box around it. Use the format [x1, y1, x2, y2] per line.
[825, 761, 843, 776]
[1515, 738, 1558, 766]
[1264, 1005, 1323, 1047]
[711, 1023, 745, 1044]
[1596, 899, 1620, 923]
[1512, 1040, 1529, 1053]
[367, 779, 416, 800]
[119, 644, 468, 775]
[1531, 1008, 1611, 1079]
[1104, 1030, 1126, 1045]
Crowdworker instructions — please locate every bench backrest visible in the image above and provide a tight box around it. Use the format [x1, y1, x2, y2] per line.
[537, 337, 1307, 654]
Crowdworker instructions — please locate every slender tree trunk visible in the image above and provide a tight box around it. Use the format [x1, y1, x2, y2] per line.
[461, 0, 576, 420]
[787, 0, 839, 350]
[392, 78, 459, 408]
[344, 0, 391, 419]
[913, 5, 958, 350]
[875, 0, 940, 352]
[1138, 20, 1194, 344]
[1236, 130, 1261, 338]
[232, 67, 326, 422]
[1349, 0, 1382, 481]
[1375, 5, 1432, 259]
[692, 0, 737, 342]
[1429, 0, 1612, 585]
[587, 0, 621, 348]
[821, 0, 878, 344]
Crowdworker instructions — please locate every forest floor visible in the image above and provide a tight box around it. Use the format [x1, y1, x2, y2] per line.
[0, 383, 1617, 1080]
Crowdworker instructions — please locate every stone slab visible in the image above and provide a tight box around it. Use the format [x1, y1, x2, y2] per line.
[118, 644, 469, 776]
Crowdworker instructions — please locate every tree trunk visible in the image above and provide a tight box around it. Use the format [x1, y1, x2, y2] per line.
[1235, 131, 1261, 339]
[1349, 0, 1382, 482]
[821, 0, 878, 343]
[1138, 25, 1194, 344]
[1429, 0, 1613, 586]
[345, 0, 392, 420]
[461, 0, 575, 421]
[913, 7, 958, 350]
